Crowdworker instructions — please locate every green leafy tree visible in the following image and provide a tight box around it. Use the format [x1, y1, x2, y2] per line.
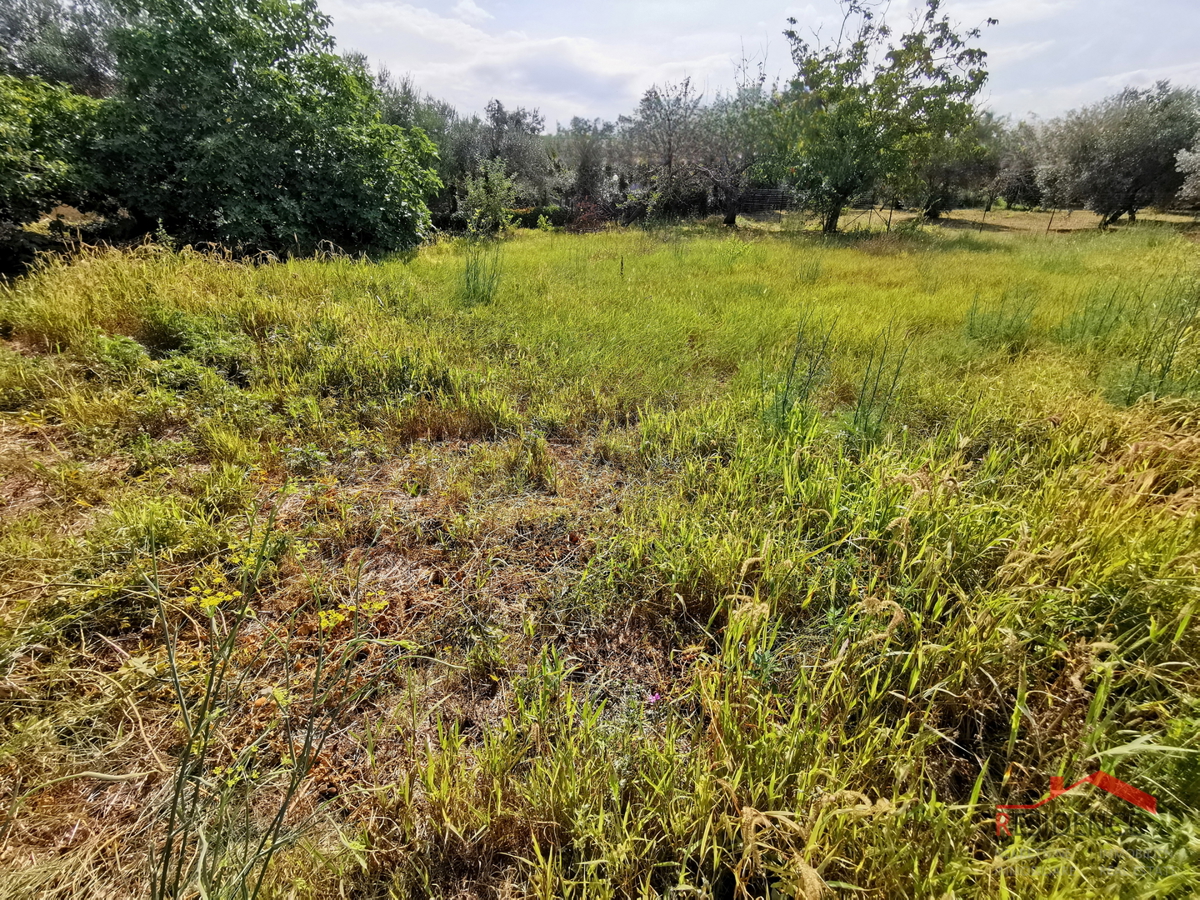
[94, 0, 440, 253]
[478, 99, 557, 206]
[0, 73, 98, 238]
[1037, 83, 1200, 227]
[620, 79, 705, 219]
[417, 96, 554, 214]
[893, 110, 1002, 218]
[369, 66, 458, 186]
[555, 116, 615, 203]
[990, 119, 1043, 209]
[779, 0, 990, 232]
[696, 66, 775, 226]
[360, 62, 455, 139]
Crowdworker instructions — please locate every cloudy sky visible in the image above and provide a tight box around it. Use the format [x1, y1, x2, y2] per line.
[322, 0, 1200, 129]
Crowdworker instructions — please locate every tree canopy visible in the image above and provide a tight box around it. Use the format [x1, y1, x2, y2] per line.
[1179, 134, 1200, 205]
[0, 73, 98, 236]
[780, 0, 991, 232]
[695, 69, 774, 225]
[1, 0, 120, 96]
[1035, 83, 1200, 225]
[91, 0, 440, 253]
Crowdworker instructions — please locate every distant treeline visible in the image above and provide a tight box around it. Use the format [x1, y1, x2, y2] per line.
[3, 0, 1200, 260]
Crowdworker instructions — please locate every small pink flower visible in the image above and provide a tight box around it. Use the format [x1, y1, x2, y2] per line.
[647, 692, 661, 705]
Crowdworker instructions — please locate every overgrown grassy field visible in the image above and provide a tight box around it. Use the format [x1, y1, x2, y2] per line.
[1, 222, 1199, 899]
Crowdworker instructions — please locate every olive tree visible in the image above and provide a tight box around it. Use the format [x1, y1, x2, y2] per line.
[421, 97, 555, 217]
[460, 156, 517, 233]
[695, 69, 774, 225]
[1037, 83, 1200, 227]
[619, 79, 705, 218]
[555, 117, 615, 203]
[1175, 134, 1200, 205]
[479, 99, 557, 205]
[990, 119, 1042, 209]
[892, 110, 1000, 218]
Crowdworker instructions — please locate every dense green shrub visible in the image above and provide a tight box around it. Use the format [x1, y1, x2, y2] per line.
[509, 205, 569, 229]
[93, 0, 440, 254]
[459, 157, 517, 233]
[0, 73, 98, 235]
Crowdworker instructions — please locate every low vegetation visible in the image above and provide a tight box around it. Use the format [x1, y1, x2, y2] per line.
[2, 220, 1198, 898]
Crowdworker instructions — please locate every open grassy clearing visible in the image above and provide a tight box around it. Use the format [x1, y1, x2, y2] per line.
[1, 223, 1199, 898]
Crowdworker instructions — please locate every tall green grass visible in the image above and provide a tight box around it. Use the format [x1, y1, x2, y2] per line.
[460, 238, 504, 306]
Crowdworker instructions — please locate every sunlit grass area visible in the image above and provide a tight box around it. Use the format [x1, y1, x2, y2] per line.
[1, 223, 1199, 898]
[759, 207, 1200, 235]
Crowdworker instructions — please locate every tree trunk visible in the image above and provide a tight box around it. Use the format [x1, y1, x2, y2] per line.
[822, 206, 841, 234]
[923, 192, 947, 221]
[724, 189, 739, 227]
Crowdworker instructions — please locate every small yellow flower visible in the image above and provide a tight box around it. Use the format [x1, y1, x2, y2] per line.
[318, 609, 347, 630]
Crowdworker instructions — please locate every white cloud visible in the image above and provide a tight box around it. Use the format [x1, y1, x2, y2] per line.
[992, 58, 1200, 119]
[987, 39, 1056, 66]
[323, 0, 750, 125]
[952, 0, 1081, 27]
[322, 0, 1200, 125]
[452, 0, 491, 24]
